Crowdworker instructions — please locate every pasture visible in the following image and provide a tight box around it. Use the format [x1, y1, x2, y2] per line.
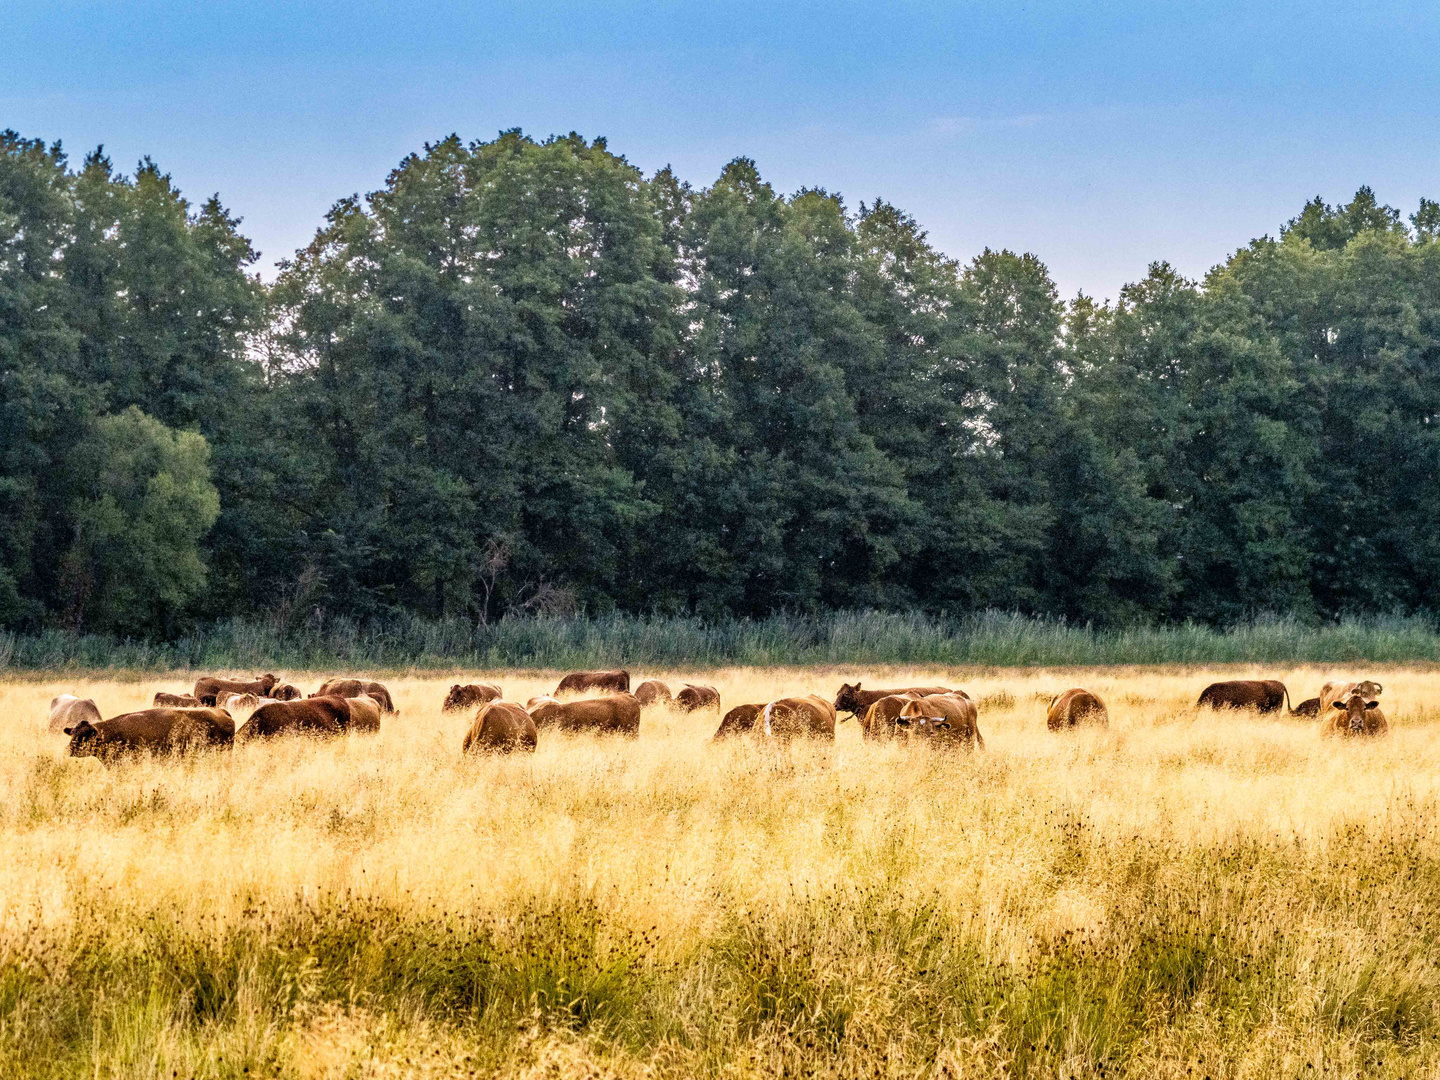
[3, 665, 1439, 1078]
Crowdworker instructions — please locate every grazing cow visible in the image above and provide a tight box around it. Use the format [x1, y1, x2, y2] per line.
[1046, 688, 1109, 730]
[833, 682, 958, 720]
[528, 693, 641, 736]
[555, 669, 630, 695]
[1196, 680, 1292, 713]
[270, 682, 303, 701]
[1292, 697, 1322, 718]
[216, 691, 260, 710]
[633, 680, 673, 707]
[193, 673, 278, 706]
[236, 696, 350, 741]
[676, 684, 721, 712]
[714, 703, 763, 739]
[346, 695, 382, 734]
[1323, 693, 1388, 738]
[65, 708, 234, 760]
[1318, 679, 1384, 715]
[312, 679, 396, 714]
[152, 692, 200, 708]
[860, 693, 921, 741]
[463, 701, 538, 754]
[49, 694, 102, 734]
[758, 696, 836, 741]
[898, 695, 984, 750]
[443, 683, 502, 712]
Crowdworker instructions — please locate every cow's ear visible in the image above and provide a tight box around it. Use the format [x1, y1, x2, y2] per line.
[1366, 701, 1379, 710]
[63, 726, 73, 736]
[936, 721, 951, 730]
[1331, 700, 1345, 709]
[895, 716, 911, 726]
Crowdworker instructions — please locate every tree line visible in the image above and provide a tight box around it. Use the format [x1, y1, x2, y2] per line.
[4, 127, 1440, 636]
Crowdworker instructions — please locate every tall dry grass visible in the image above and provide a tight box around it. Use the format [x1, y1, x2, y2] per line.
[2, 665, 1439, 1078]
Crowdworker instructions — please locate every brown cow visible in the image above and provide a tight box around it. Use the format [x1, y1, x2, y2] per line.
[193, 673, 278, 706]
[758, 696, 836, 740]
[270, 682, 303, 701]
[528, 693, 641, 736]
[833, 682, 958, 720]
[898, 694, 984, 750]
[463, 700, 538, 753]
[152, 692, 201, 708]
[65, 707, 234, 760]
[1318, 679, 1384, 716]
[312, 679, 396, 713]
[49, 694, 102, 734]
[236, 696, 350, 741]
[860, 693, 921, 740]
[1046, 688, 1108, 730]
[1323, 693, 1388, 738]
[1196, 680, 1292, 713]
[714, 703, 763, 739]
[346, 695, 382, 734]
[676, 684, 721, 712]
[555, 669, 630, 695]
[633, 680, 673, 707]
[443, 683, 502, 711]
[1292, 697, 1322, 718]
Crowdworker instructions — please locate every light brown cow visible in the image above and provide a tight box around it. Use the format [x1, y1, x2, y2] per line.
[633, 680, 673, 707]
[528, 693, 641, 736]
[676, 684, 721, 712]
[555, 670, 630, 695]
[193, 673, 278, 706]
[1318, 679, 1384, 716]
[463, 701, 538, 754]
[860, 693, 921, 740]
[1323, 693, 1388, 738]
[346, 695, 382, 734]
[65, 707, 234, 759]
[897, 694, 984, 750]
[1046, 688, 1108, 730]
[758, 696, 836, 740]
[49, 694, 102, 734]
[443, 683, 502, 711]
[312, 679, 396, 713]
[713, 703, 763, 739]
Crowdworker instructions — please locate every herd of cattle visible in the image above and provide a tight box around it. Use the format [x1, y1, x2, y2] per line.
[44, 670, 1391, 762]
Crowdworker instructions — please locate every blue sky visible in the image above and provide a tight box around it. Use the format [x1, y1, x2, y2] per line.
[5, 1, 1438, 301]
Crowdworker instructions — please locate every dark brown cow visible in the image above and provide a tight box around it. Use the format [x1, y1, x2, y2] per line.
[897, 695, 984, 750]
[193, 673, 278, 706]
[1292, 697, 1322, 718]
[346, 695, 382, 734]
[833, 682, 958, 720]
[443, 683, 502, 711]
[152, 692, 200, 708]
[1323, 693, 1388, 738]
[758, 696, 836, 740]
[1046, 688, 1108, 730]
[633, 680, 673, 707]
[860, 694, 921, 740]
[236, 696, 350, 741]
[713, 703, 763, 739]
[312, 679, 396, 713]
[528, 693, 641, 736]
[65, 707, 234, 760]
[676, 684, 721, 712]
[1196, 680, 1291, 713]
[49, 694, 102, 734]
[463, 701, 538, 754]
[270, 682, 303, 701]
[555, 669, 630, 695]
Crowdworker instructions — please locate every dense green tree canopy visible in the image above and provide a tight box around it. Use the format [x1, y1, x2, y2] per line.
[4, 128, 1440, 633]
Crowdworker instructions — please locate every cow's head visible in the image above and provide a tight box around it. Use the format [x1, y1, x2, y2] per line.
[272, 682, 301, 701]
[833, 682, 864, 717]
[258, 673, 279, 692]
[444, 684, 467, 709]
[64, 719, 101, 757]
[895, 715, 951, 740]
[1332, 694, 1379, 735]
[1353, 679, 1383, 699]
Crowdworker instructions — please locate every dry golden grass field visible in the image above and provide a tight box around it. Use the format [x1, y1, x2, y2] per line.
[3, 665, 1440, 1079]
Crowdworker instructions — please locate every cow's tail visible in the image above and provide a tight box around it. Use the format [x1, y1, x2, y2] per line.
[1282, 685, 1295, 715]
[974, 724, 985, 751]
[762, 701, 774, 737]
